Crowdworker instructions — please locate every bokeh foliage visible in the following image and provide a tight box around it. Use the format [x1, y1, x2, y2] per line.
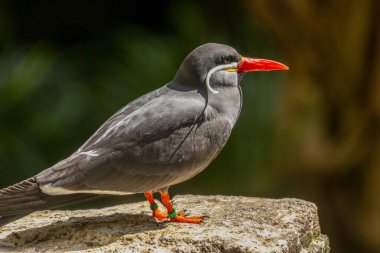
[0, 1, 378, 252]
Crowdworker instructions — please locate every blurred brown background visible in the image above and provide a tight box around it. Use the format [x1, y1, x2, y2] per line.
[0, 1, 379, 252]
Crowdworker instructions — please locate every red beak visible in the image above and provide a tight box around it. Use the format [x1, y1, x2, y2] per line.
[237, 57, 289, 73]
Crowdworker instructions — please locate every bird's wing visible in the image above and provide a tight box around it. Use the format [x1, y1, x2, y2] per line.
[77, 86, 168, 152]
[36, 86, 209, 194]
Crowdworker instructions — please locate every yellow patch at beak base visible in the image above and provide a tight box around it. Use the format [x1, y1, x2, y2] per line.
[224, 67, 238, 72]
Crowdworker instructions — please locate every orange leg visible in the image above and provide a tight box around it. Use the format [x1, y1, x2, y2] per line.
[144, 192, 168, 221]
[160, 192, 204, 224]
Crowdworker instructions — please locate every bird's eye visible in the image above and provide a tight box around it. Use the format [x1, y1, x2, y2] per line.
[223, 57, 231, 64]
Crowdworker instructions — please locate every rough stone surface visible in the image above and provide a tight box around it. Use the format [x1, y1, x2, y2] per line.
[0, 195, 330, 253]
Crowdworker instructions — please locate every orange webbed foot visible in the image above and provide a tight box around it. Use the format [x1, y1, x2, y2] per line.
[152, 208, 201, 222]
[167, 209, 205, 224]
[170, 214, 205, 224]
[146, 192, 205, 224]
[151, 208, 169, 221]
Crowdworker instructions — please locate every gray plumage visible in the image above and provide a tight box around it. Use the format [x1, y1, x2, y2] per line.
[0, 43, 244, 226]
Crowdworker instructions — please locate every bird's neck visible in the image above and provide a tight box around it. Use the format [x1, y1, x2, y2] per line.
[173, 61, 207, 90]
[206, 86, 242, 128]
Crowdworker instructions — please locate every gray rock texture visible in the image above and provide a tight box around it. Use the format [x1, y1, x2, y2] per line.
[0, 195, 330, 253]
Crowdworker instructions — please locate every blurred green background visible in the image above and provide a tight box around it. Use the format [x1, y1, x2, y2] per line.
[0, 1, 379, 252]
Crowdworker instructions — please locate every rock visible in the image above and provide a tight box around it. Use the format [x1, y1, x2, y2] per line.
[0, 195, 330, 253]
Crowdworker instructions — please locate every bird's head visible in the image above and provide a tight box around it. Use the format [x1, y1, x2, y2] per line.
[173, 43, 288, 94]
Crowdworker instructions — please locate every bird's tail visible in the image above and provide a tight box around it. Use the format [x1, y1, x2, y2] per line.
[0, 177, 102, 226]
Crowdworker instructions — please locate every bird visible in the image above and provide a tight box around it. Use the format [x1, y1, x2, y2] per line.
[0, 43, 288, 226]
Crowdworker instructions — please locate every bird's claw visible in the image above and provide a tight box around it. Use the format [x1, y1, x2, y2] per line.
[170, 215, 205, 224]
[171, 209, 205, 224]
[150, 208, 204, 224]
[151, 208, 169, 221]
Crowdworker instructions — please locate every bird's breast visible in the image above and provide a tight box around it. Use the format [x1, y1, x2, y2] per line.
[120, 117, 234, 189]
